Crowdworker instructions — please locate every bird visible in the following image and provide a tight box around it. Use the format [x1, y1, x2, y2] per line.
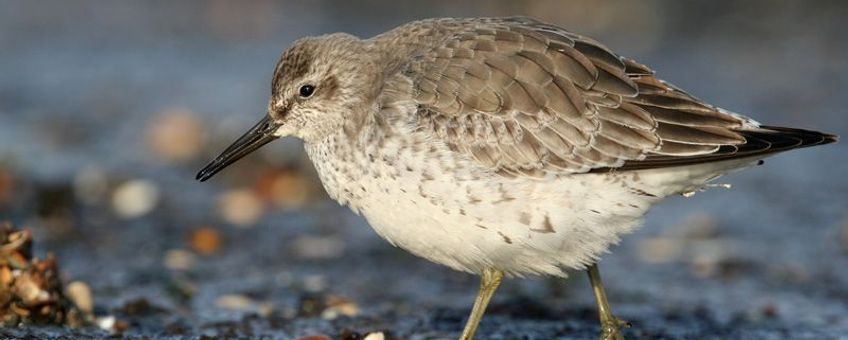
[196, 17, 837, 339]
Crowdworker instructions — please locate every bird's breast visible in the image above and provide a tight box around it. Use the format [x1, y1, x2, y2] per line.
[303, 131, 660, 276]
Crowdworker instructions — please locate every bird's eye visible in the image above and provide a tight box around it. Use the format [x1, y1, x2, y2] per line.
[299, 85, 315, 98]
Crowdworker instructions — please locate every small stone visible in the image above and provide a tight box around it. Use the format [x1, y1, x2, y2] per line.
[363, 332, 386, 340]
[321, 295, 359, 319]
[65, 281, 93, 314]
[217, 189, 265, 227]
[112, 179, 160, 219]
[215, 294, 254, 311]
[96, 315, 128, 334]
[164, 249, 196, 270]
[189, 228, 223, 255]
[96, 315, 115, 331]
[146, 109, 206, 163]
[13, 273, 47, 306]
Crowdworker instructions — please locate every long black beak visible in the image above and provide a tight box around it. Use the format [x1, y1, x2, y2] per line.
[196, 115, 280, 182]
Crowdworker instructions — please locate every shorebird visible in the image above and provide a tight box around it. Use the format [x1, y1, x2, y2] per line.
[196, 17, 836, 339]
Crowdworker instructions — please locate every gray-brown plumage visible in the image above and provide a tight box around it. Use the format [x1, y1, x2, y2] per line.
[197, 16, 837, 340]
[377, 17, 834, 177]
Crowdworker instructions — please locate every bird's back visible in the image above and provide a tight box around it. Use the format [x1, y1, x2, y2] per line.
[371, 17, 836, 178]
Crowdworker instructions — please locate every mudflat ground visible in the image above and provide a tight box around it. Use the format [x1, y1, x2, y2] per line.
[1, 1, 846, 339]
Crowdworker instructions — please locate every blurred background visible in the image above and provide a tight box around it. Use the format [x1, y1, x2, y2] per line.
[1, 1, 846, 338]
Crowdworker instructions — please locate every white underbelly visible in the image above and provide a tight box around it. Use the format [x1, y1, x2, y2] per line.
[308, 133, 759, 277]
[348, 167, 656, 277]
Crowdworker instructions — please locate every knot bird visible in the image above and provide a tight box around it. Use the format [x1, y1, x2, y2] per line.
[197, 17, 837, 339]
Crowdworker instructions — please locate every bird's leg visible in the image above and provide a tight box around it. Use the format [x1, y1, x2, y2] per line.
[587, 263, 629, 340]
[459, 268, 504, 340]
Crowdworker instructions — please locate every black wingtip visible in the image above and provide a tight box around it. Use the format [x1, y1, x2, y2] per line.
[758, 125, 838, 148]
[823, 133, 839, 144]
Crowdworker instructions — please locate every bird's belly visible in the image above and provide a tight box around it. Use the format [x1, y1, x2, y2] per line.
[307, 134, 744, 277]
[347, 169, 657, 277]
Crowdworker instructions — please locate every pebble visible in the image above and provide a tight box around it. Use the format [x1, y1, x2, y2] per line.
[364, 332, 386, 340]
[214, 294, 254, 311]
[146, 109, 206, 163]
[13, 273, 47, 305]
[96, 315, 129, 334]
[217, 189, 265, 227]
[321, 295, 359, 320]
[164, 249, 196, 270]
[65, 281, 93, 314]
[112, 179, 160, 219]
[96, 315, 116, 331]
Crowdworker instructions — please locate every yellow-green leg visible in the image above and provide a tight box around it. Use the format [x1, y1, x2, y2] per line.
[459, 268, 504, 340]
[587, 263, 630, 340]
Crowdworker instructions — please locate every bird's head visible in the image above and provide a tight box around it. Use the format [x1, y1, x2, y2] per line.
[197, 33, 378, 182]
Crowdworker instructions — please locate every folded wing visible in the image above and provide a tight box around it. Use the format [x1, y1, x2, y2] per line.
[401, 17, 834, 177]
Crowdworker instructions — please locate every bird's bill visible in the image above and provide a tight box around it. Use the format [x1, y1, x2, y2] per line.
[196, 115, 280, 182]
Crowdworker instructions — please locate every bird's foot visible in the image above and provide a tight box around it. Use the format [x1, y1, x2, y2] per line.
[599, 317, 630, 340]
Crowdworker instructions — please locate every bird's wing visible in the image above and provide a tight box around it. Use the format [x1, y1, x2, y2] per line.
[398, 17, 801, 177]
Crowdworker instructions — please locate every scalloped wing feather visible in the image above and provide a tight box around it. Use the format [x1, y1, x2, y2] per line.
[395, 17, 830, 177]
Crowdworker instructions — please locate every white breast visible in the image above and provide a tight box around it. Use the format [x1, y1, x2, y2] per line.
[305, 124, 756, 277]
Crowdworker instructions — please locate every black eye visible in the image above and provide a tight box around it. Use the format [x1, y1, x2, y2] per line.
[299, 85, 315, 98]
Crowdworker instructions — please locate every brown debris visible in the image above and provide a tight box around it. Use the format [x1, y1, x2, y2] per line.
[0, 167, 14, 207]
[254, 168, 315, 209]
[322, 295, 360, 319]
[0, 223, 92, 327]
[296, 335, 332, 340]
[297, 293, 360, 320]
[190, 227, 223, 255]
